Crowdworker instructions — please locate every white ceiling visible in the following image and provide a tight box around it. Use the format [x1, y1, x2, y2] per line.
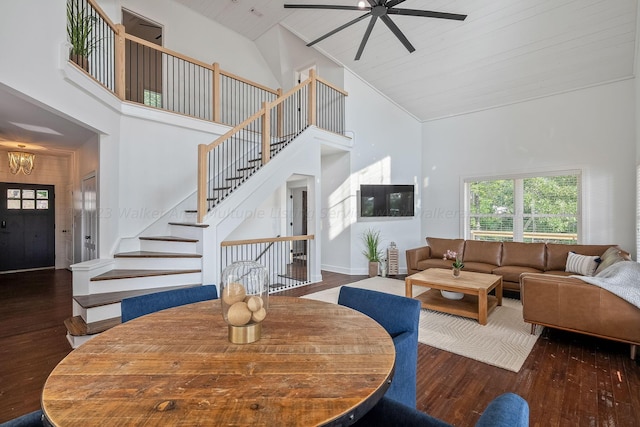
[175, 0, 638, 121]
[0, 87, 96, 155]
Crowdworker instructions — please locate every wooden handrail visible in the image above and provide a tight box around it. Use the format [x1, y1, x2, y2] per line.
[221, 235, 315, 247]
[316, 76, 348, 96]
[220, 69, 280, 95]
[87, 0, 117, 32]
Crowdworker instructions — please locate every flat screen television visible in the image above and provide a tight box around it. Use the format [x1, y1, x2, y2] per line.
[360, 184, 415, 217]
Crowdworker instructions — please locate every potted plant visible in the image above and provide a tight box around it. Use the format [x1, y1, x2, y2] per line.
[361, 228, 383, 277]
[67, 1, 98, 71]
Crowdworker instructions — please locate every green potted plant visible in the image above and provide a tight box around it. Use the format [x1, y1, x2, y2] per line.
[67, 1, 98, 71]
[361, 228, 382, 277]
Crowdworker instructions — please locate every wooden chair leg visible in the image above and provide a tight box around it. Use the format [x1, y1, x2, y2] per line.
[530, 324, 536, 335]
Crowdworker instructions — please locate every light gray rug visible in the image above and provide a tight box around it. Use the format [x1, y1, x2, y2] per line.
[303, 276, 541, 372]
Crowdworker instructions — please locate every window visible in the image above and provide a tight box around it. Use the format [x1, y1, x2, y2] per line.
[6, 188, 50, 210]
[144, 89, 162, 108]
[465, 172, 580, 244]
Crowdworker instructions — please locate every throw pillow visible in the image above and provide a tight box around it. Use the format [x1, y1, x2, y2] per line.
[594, 246, 627, 275]
[565, 252, 600, 276]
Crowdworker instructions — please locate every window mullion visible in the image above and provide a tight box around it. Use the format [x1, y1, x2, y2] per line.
[514, 179, 524, 241]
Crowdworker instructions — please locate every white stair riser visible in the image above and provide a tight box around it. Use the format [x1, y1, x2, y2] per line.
[140, 240, 198, 254]
[170, 225, 205, 241]
[82, 302, 122, 324]
[89, 272, 202, 293]
[114, 257, 201, 270]
[67, 333, 97, 349]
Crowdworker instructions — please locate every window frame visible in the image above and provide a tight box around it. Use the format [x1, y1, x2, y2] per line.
[462, 169, 582, 243]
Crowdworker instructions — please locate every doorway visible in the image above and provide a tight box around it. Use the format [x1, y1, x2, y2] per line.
[81, 174, 97, 262]
[0, 183, 55, 272]
[122, 9, 163, 106]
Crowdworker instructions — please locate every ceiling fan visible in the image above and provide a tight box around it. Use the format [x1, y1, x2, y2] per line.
[284, 0, 467, 60]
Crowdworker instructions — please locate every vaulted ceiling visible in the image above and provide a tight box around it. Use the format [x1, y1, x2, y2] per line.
[175, 0, 637, 121]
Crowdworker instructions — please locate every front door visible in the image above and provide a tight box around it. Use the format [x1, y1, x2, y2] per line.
[0, 183, 55, 271]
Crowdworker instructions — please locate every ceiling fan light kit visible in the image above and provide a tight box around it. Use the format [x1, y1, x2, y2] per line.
[284, 0, 467, 60]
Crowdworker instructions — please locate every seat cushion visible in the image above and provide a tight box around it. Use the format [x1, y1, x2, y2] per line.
[493, 265, 543, 284]
[417, 258, 452, 270]
[463, 262, 497, 274]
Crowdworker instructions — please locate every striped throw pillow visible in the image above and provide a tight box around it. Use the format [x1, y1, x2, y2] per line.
[565, 252, 601, 276]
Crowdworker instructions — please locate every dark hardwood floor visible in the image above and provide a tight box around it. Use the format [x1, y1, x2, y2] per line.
[0, 269, 638, 425]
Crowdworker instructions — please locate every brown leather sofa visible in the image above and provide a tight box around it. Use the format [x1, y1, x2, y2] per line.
[405, 237, 615, 292]
[521, 272, 639, 359]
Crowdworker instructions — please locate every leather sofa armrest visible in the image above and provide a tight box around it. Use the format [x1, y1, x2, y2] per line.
[406, 246, 430, 274]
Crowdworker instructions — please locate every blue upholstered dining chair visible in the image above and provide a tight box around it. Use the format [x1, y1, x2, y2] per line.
[0, 410, 45, 427]
[120, 285, 218, 323]
[338, 286, 421, 408]
[352, 393, 529, 427]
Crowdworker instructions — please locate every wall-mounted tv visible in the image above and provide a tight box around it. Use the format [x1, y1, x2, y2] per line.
[360, 184, 415, 217]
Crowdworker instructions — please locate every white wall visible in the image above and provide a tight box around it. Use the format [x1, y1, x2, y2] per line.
[119, 0, 279, 90]
[422, 79, 637, 257]
[322, 70, 422, 275]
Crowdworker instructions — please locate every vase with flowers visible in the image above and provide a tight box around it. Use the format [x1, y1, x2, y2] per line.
[443, 249, 464, 277]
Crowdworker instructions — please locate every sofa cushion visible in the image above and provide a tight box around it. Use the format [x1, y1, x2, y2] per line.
[493, 265, 543, 284]
[565, 252, 600, 276]
[594, 246, 630, 275]
[545, 244, 612, 271]
[501, 242, 546, 270]
[462, 240, 502, 266]
[463, 262, 497, 274]
[426, 237, 464, 260]
[416, 258, 452, 271]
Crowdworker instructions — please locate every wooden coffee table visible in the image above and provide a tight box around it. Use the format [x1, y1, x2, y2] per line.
[405, 269, 503, 325]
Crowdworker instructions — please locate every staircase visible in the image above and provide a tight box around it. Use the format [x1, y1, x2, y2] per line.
[65, 223, 207, 347]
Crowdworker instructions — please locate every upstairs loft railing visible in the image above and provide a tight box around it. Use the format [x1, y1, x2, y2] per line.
[67, 0, 279, 125]
[197, 69, 347, 222]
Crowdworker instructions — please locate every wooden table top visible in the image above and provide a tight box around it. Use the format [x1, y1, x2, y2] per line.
[42, 296, 395, 426]
[407, 268, 502, 292]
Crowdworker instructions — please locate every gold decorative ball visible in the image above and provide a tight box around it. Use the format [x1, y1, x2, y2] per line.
[245, 296, 264, 312]
[222, 282, 246, 306]
[251, 307, 267, 323]
[227, 302, 252, 326]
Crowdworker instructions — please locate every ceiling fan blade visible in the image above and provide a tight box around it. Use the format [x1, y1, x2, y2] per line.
[380, 15, 414, 54]
[284, 4, 369, 12]
[385, 0, 407, 8]
[387, 8, 467, 21]
[307, 12, 372, 47]
[355, 16, 378, 61]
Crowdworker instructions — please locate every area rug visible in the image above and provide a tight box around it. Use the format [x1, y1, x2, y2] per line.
[302, 276, 541, 372]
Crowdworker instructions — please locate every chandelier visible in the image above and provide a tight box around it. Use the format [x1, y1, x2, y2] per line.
[8, 151, 35, 175]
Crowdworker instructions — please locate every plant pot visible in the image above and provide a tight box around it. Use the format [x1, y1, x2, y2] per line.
[70, 53, 89, 72]
[368, 261, 379, 277]
[452, 267, 461, 278]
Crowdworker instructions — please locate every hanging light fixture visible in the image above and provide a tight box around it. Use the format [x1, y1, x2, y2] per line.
[8, 146, 35, 175]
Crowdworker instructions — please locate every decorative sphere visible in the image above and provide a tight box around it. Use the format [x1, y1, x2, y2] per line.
[251, 307, 267, 323]
[246, 296, 264, 312]
[222, 282, 246, 306]
[227, 302, 252, 326]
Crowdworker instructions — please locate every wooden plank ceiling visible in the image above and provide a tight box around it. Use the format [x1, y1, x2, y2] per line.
[174, 0, 637, 121]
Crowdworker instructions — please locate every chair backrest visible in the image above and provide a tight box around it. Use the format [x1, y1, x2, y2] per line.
[121, 285, 218, 323]
[338, 285, 421, 408]
[337, 286, 420, 338]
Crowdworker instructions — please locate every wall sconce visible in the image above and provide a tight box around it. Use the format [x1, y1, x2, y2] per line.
[8, 151, 35, 175]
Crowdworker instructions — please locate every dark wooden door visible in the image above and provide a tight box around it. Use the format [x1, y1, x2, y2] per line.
[0, 183, 55, 271]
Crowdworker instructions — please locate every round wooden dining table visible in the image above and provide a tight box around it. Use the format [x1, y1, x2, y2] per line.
[41, 296, 395, 426]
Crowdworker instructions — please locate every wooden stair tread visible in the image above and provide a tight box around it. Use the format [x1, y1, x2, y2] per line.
[184, 209, 197, 213]
[226, 176, 244, 181]
[65, 315, 121, 336]
[90, 269, 202, 281]
[213, 186, 232, 191]
[237, 166, 256, 172]
[114, 251, 203, 258]
[168, 222, 210, 228]
[139, 235, 198, 243]
[73, 284, 202, 308]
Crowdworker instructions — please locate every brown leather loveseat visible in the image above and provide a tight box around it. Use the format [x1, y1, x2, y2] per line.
[405, 237, 615, 292]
